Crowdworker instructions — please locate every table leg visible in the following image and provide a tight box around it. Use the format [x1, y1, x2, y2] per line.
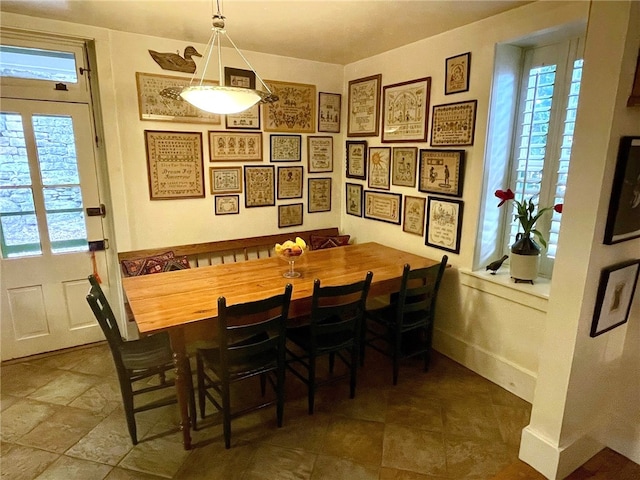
[168, 328, 192, 450]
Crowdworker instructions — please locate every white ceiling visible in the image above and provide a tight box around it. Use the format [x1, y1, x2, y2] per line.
[0, 0, 533, 65]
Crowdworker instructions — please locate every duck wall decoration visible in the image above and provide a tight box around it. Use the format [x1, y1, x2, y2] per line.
[148, 46, 202, 74]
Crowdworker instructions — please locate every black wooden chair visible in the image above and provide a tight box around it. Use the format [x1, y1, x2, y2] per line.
[195, 284, 293, 449]
[286, 272, 373, 414]
[85, 274, 194, 445]
[361, 256, 447, 385]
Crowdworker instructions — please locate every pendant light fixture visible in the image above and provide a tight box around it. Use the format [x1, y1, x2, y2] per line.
[162, 0, 277, 114]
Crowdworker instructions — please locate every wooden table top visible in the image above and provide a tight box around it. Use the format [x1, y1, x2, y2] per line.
[122, 242, 441, 334]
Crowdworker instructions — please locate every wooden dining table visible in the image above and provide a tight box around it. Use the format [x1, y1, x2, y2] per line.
[122, 241, 441, 449]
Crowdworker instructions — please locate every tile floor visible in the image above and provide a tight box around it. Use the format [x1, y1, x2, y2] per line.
[1, 342, 533, 479]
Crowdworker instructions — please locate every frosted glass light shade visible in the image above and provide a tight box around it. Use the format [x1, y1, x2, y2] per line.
[180, 86, 265, 114]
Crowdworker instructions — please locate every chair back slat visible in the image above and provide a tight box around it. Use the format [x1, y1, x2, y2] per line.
[217, 284, 293, 377]
[309, 272, 373, 353]
[395, 256, 448, 327]
[86, 274, 124, 350]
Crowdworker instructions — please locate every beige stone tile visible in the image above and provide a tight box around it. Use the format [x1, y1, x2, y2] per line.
[174, 440, 256, 479]
[324, 386, 389, 423]
[385, 391, 443, 432]
[445, 435, 512, 479]
[65, 409, 145, 465]
[28, 370, 100, 405]
[105, 466, 168, 480]
[0, 444, 59, 480]
[488, 383, 532, 409]
[382, 423, 447, 476]
[261, 400, 330, 453]
[68, 379, 122, 416]
[321, 416, 384, 466]
[0, 393, 19, 412]
[442, 398, 504, 441]
[118, 430, 191, 479]
[379, 466, 449, 479]
[0, 363, 65, 397]
[311, 454, 378, 480]
[492, 403, 531, 448]
[18, 405, 104, 453]
[33, 454, 112, 479]
[0, 398, 60, 442]
[243, 444, 316, 480]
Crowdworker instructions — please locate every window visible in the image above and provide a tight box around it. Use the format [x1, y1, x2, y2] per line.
[478, 35, 583, 279]
[0, 45, 78, 83]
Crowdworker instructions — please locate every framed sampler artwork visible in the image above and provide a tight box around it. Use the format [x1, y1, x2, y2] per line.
[307, 136, 333, 173]
[347, 74, 382, 137]
[318, 92, 341, 133]
[224, 67, 255, 89]
[590, 259, 640, 337]
[346, 182, 363, 217]
[277, 166, 303, 200]
[364, 190, 402, 225]
[381, 77, 431, 143]
[263, 80, 316, 133]
[144, 130, 204, 200]
[445, 52, 471, 95]
[430, 100, 477, 147]
[603, 136, 640, 244]
[225, 105, 260, 130]
[426, 197, 464, 254]
[209, 131, 262, 162]
[346, 140, 367, 180]
[270, 134, 302, 162]
[214, 195, 240, 215]
[392, 147, 418, 187]
[403, 196, 426, 236]
[278, 203, 304, 228]
[244, 165, 275, 208]
[136, 72, 221, 124]
[210, 166, 243, 194]
[308, 177, 332, 213]
[418, 149, 465, 197]
[367, 147, 391, 190]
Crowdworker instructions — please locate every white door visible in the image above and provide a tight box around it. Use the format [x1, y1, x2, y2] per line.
[0, 98, 108, 360]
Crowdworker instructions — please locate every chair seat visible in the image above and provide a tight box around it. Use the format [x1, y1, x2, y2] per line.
[120, 332, 174, 371]
[287, 324, 355, 354]
[198, 332, 277, 379]
[368, 306, 429, 331]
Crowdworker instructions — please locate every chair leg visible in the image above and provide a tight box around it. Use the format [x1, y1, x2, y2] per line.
[349, 346, 357, 399]
[308, 356, 316, 415]
[186, 362, 197, 431]
[359, 321, 367, 367]
[121, 383, 138, 445]
[196, 355, 206, 419]
[222, 381, 232, 449]
[329, 352, 335, 374]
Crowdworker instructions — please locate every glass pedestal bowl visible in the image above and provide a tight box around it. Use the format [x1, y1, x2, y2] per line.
[278, 249, 304, 278]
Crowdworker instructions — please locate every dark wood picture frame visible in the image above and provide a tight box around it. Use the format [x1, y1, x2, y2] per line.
[277, 165, 303, 200]
[430, 100, 477, 147]
[381, 77, 431, 143]
[347, 74, 382, 137]
[367, 146, 391, 190]
[214, 195, 240, 215]
[278, 203, 304, 228]
[308, 177, 332, 213]
[318, 92, 342, 133]
[445, 52, 471, 95]
[307, 136, 334, 173]
[403, 195, 426, 236]
[346, 140, 368, 180]
[270, 134, 302, 162]
[590, 259, 640, 337]
[363, 190, 402, 225]
[626, 49, 640, 107]
[210, 166, 243, 194]
[604, 136, 640, 244]
[391, 146, 418, 187]
[418, 149, 465, 197]
[209, 131, 263, 162]
[243, 165, 275, 208]
[224, 67, 256, 89]
[346, 182, 363, 217]
[425, 197, 464, 254]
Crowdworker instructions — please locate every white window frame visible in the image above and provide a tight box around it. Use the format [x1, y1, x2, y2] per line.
[475, 32, 584, 279]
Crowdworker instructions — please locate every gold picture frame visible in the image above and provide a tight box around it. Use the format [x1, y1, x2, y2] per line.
[308, 177, 332, 213]
[263, 80, 316, 133]
[210, 166, 243, 194]
[244, 165, 275, 208]
[391, 147, 417, 187]
[136, 72, 221, 124]
[403, 195, 426, 236]
[367, 147, 391, 190]
[144, 130, 204, 200]
[307, 136, 333, 173]
[277, 166, 303, 200]
[347, 74, 382, 137]
[209, 131, 263, 162]
[318, 92, 341, 133]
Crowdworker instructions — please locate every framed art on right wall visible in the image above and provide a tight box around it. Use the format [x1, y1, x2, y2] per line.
[603, 136, 640, 244]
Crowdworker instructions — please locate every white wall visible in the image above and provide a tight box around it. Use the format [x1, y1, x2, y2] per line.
[342, 0, 589, 403]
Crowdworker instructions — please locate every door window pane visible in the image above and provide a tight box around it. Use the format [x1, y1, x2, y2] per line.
[0, 112, 30, 185]
[34, 115, 80, 185]
[43, 186, 87, 254]
[0, 45, 78, 83]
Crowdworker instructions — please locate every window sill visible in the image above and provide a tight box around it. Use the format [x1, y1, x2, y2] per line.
[459, 269, 550, 313]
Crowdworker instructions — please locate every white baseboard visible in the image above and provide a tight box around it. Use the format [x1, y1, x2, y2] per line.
[433, 327, 536, 402]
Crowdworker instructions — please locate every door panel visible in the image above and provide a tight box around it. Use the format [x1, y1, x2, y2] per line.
[1, 98, 107, 360]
